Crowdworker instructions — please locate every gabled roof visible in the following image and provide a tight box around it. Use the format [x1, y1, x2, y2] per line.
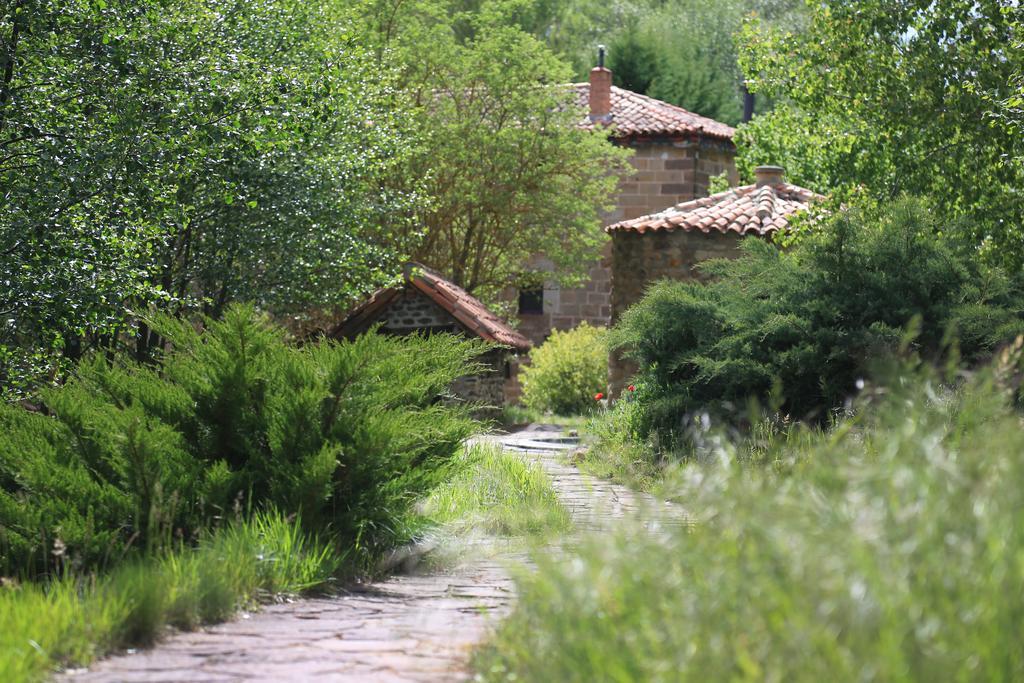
[331, 263, 531, 351]
[572, 83, 736, 141]
[607, 181, 820, 236]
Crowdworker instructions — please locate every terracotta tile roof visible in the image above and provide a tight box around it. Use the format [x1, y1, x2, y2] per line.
[331, 263, 531, 352]
[572, 84, 735, 141]
[607, 181, 821, 236]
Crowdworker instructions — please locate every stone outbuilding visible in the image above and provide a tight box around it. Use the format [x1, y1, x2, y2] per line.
[606, 166, 821, 391]
[514, 61, 739, 348]
[330, 263, 530, 407]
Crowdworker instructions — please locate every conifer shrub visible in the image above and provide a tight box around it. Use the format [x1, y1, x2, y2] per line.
[521, 323, 608, 415]
[0, 305, 484, 578]
[612, 198, 1024, 447]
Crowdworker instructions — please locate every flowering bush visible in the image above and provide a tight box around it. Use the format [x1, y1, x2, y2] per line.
[521, 323, 608, 416]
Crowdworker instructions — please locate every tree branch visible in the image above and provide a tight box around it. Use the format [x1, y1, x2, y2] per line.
[0, 0, 25, 138]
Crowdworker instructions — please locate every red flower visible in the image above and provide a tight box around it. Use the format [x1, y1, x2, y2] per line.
[627, 385, 636, 392]
[594, 392, 604, 401]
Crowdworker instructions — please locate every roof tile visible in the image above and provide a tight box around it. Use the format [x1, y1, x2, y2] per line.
[573, 84, 735, 141]
[607, 182, 822, 237]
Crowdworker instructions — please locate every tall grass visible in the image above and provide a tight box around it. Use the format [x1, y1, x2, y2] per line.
[422, 444, 571, 538]
[477, 363, 1024, 681]
[496, 404, 590, 431]
[575, 399, 665, 491]
[0, 511, 338, 683]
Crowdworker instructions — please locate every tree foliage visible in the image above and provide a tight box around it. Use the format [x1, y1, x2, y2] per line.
[0, 0, 414, 393]
[738, 0, 1024, 265]
[611, 199, 1024, 446]
[361, 0, 630, 302]
[606, 1, 802, 126]
[521, 0, 807, 126]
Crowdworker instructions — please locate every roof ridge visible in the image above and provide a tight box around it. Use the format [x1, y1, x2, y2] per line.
[611, 86, 737, 133]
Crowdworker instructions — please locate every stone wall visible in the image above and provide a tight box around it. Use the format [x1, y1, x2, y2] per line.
[503, 358, 525, 406]
[608, 229, 744, 392]
[607, 137, 738, 225]
[516, 245, 613, 347]
[451, 347, 508, 410]
[382, 291, 453, 332]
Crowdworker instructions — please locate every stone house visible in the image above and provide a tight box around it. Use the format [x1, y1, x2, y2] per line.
[512, 60, 739, 350]
[605, 165, 820, 391]
[330, 263, 530, 408]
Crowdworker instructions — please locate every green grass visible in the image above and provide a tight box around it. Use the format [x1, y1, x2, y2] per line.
[476, 366, 1024, 681]
[0, 511, 339, 682]
[422, 443, 571, 539]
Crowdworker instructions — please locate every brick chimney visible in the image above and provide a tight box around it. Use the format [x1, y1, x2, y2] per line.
[589, 45, 612, 124]
[754, 165, 785, 186]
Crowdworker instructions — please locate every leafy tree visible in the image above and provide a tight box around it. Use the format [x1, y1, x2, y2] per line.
[738, 0, 1024, 265]
[534, 0, 808, 126]
[732, 106, 853, 194]
[500, 0, 647, 76]
[608, 2, 749, 125]
[0, 0, 413, 393]
[979, 5, 1024, 202]
[361, 0, 630, 302]
[603, 22, 658, 95]
[986, 10, 1024, 136]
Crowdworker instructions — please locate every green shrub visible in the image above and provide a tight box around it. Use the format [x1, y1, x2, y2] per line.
[0, 304, 484, 578]
[521, 323, 608, 415]
[612, 198, 1024, 446]
[477, 362, 1024, 681]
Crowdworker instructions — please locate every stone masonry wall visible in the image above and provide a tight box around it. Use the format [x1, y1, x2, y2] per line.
[382, 291, 453, 332]
[607, 138, 738, 226]
[516, 245, 613, 347]
[451, 347, 507, 410]
[608, 229, 744, 393]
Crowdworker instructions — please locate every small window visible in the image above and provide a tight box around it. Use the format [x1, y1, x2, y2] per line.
[518, 287, 544, 315]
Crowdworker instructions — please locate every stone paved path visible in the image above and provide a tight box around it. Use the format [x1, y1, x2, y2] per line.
[61, 425, 676, 683]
